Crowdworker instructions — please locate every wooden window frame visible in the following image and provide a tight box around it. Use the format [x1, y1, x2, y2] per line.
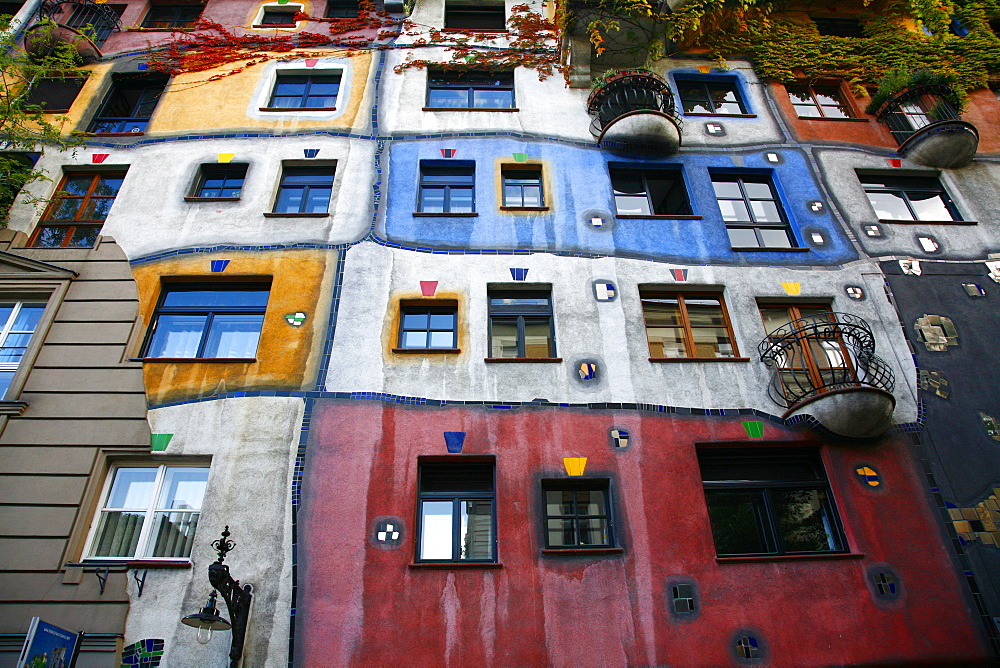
[640, 290, 742, 361]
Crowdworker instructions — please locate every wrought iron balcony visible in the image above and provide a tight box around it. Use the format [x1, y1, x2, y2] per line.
[875, 84, 979, 168]
[758, 312, 896, 438]
[24, 0, 122, 63]
[586, 70, 682, 154]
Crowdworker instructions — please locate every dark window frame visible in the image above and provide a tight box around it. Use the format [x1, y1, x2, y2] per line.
[30, 171, 126, 248]
[272, 166, 335, 214]
[25, 76, 87, 112]
[640, 290, 741, 359]
[487, 288, 555, 359]
[416, 461, 497, 563]
[141, 4, 202, 28]
[786, 82, 854, 119]
[265, 72, 341, 110]
[699, 447, 848, 557]
[142, 282, 271, 360]
[542, 479, 615, 549]
[675, 76, 748, 116]
[711, 172, 796, 249]
[425, 69, 515, 110]
[609, 164, 693, 216]
[444, 3, 506, 31]
[324, 0, 358, 17]
[501, 165, 543, 208]
[418, 162, 475, 213]
[397, 300, 458, 350]
[191, 163, 249, 199]
[88, 76, 167, 134]
[859, 174, 961, 222]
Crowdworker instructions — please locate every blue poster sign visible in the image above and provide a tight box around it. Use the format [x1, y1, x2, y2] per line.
[16, 617, 80, 668]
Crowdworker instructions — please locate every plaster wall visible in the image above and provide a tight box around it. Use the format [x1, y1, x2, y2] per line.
[815, 148, 1000, 260]
[8, 137, 375, 259]
[325, 242, 918, 423]
[123, 397, 302, 668]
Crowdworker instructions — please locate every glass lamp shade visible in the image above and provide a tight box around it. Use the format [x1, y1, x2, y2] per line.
[182, 591, 231, 644]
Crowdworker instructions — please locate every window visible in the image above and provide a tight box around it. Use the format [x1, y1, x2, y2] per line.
[266, 73, 340, 110]
[426, 70, 514, 109]
[0, 301, 45, 398]
[640, 291, 739, 359]
[324, 0, 358, 17]
[786, 83, 852, 118]
[65, 3, 124, 45]
[543, 480, 613, 549]
[0, 153, 35, 220]
[488, 289, 555, 359]
[258, 5, 300, 25]
[398, 301, 457, 350]
[417, 461, 495, 562]
[711, 174, 795, 248]
[676, 77, 746, 115]
[31, 171, 125, 248]
[273, 167, 335, 214]
[88, 76, 166, 133]
[0, 2, 23, 17]
[671, 584, 696, 613]
[501, 166, 543, 208]
[25, 77, 86, 112]
[699, 448, 847, 556]
[610, 165, 691, 216]
[191, 163, 248, 199]
[444, 2, 505, 30]
[759, 304, 854, 400]
[859, 174, 960, 222]
[811, 16, 864, 37]
[418, 162, 474, 213]
[87, 465, 208, 559]
[142, 5, 201, 28]
[144, 283, 270, 359]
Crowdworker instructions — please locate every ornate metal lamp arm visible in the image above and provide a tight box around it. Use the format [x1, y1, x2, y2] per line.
[208, 527, 254, 668]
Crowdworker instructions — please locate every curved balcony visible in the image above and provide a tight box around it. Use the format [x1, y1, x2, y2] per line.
[758, 312, 896, 439]
[875, 84, 979, 169]
[24, 0, 122, 63]
[587, 70, 682, 154]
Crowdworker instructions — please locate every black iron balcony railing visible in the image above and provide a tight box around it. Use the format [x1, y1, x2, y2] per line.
[586, 69, 682, 141]
[758, 312, 895, 409]
[34, 0, 122, 45]
[876, 83, 966, 146]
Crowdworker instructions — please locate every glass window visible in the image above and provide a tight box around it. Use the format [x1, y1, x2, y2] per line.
[502, 166, 543, 208]
[259, 5, 299, 25]
[324, 0, 358, 17]
[488, 289, 554, 359]
[192, 164, 248, 198]
[142, 5, 201, 28]
[711, 174, 794, 248]
[699, 448, 847, 556]
[417, 462, 495, 562]
[543, 481, 614, 548]
[426, 70, 514, 109]
[859, 174, 960, 222]
[676, 78, 746, 115]
[610, 165, 692, 216]
[144, 283, 270, 359]
[25, 77, 87, 112]
[398, 302, 457, 350]
[267, 73, 341, 109]
[273, 167, 335, 214]
[31, 171, 126, 248]
[65, 2, 125, 45]
[444, 3, 505, 30]
[418, 162, 475, 213]
[88, 77, 167, 133]
[0, 301, 46, 398]
[641, 291, 739, 359]
[786, 83, 852, 118]
[88, 465, 208, 559]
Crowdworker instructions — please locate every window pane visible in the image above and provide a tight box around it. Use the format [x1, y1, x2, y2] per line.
[11, 304, 44, 331]
[691, 327, 735, 357]
[203, 314, 264, 358]
[727, 227, 759, 247]
[743, 182, 773, 199]
[490, 319, 519, 358]
[523, 319, 551, 358]
[428, 330, 455, 348]
[47, 198, 82, 221]
[427, 89, 468, 108]
[157, 467, 208, 510]
[0, 371, 14, 399]
[420, 500, 454, 559]
[577, 489, 606, 516]
[750, 199, 782, 223]
[642, 299, 681, 325]
[303, 187, 332, 213]
[0, 332, 32, 362]
[428, 313, 454, 330]
[706, 490, 772, 555]
[647, 326, 686, 357]
[81, 197, 115, 221]
[615, 193, 651, 215]
[577, 518, 609, 545]
[147, 314, 207, 358]
[472, 89, 513, 108]
[402, 312, 428, 330]
[33, 227, 69, 247]
[62, 175, 94, 196]
[402, 331, 428, 348]
[447, 187, 474, 213]
[149, 511, 200, 557]
[908, 192, 955, 220]
[107, 468, 157, 508]
[460, 500, 493, 559]
[546, 518, 576, 547]
[711, 181, 742, 199]
[758, 228, 793, 248]
[275, 187, 304, 213]
[718, 199, 751, 222]
[162, 289, 269, 308]
[546, 489, 574, 515]
[684, 299, 724, 326]
[92, 511, 145, 557]
[773, 488, 839, 552]
[68, 226, 100, 247]
[865, 192, 912, 220]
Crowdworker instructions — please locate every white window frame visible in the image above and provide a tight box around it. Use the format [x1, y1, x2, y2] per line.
[252, 3, 305, 30]
[84, 464, 209, 561]
[250, 60, 350, 120]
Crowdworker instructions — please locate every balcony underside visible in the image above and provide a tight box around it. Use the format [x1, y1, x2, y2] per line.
[897, 120, 979, 169]
[596, 110, 682, 155]
[23, 23, 101, 63]
[783, 386, 896, 440]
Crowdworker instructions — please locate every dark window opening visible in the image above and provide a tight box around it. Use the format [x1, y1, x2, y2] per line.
[874, 572, 897, 596]
[418, 162, 475, 213]
[610, 165, 691, 216]
[398, 301, 457, 350]
[260, 6, 299, 25]
[811, 17, 865, 37]
[736, 636, 762, 660]
[267, 73, 340, 109]
[25, 77, 87, 112]
[859, 174, 960, 222]
[699, 448, 847, 557]
[488, 289, 554, 359]
[711, 173, 794, 248]
[192, 164, 248, 198]
[417, 461, 496, 562]
[31, 171, 125, 248]
[142, 5, 201, 28]
[543, 480, 613, 549]
[672, 584, 696, 613]
[676, 78, 746, 115]
[273, 167, 335, 214]
[444, 3, 505, 30]
[0, 2, 23, 17]
[88, 77, 166, 133]
[325, 0, 358, 17]
[426, 69, 514, 109]
[502, 166, 543, 207]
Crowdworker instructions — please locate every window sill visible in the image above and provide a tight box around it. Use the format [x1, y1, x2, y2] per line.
[409, 562, 502, 569]
[91, 132, 145, 137]
[251, 24, 298, 29]
[541, 547, 623, 556]
[130, 26, 198, 31]
[41, 108, 71, 114]
[184, 196, 241, 202]
[876, 218, 978, 226]
[0, 401, 28, 416]
[263, 212, 329, 218]
[69, 559, 192, 569]
[649, 357, 749, 363]
[795, 116, 870, 122]
[683, 112, 757, 118]
[731, 246, 811, 252]
[258, 107, 337, 112]
[141, 357, 257, 363]
[422, 107, 519, 112]
[392, 348, 460, 354]
[500, 206, 549, 211]
[716, 552, 864, 564]
[484, 357, 562, 363]
[412, 212, 478, 217]
[441, 28, 509, 34]
[616, 214, 702, 220]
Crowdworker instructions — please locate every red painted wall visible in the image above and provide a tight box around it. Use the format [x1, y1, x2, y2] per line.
[768, 82, 898, 148]
[296, 401, 989, 666]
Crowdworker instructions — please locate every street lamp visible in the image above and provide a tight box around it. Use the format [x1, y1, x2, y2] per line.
[181, 527, 253, 668]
